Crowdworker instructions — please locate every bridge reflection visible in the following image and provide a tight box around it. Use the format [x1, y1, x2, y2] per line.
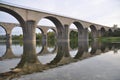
[0, 41, 120, 80]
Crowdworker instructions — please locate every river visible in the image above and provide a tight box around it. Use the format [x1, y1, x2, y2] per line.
[0, 41, 120, 80]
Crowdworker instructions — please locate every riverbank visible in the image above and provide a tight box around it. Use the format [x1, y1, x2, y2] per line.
[99, 37, 120, 43]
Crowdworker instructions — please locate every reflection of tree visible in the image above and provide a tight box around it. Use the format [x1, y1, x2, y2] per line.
[70, 40, 78, 49]
[12, 35, 23, 41]
[1, 40, 120, 80]
[47, 32, 56, 41]
[70, 31, 78, 49]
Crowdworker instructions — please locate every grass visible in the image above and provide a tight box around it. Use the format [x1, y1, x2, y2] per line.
[99, 37, 120, 43]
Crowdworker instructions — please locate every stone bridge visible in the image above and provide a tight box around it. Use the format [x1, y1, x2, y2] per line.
[0, 2, 115, 44]
[0, 22, 78, 43]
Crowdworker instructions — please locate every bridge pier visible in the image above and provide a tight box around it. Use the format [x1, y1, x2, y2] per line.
[98, 30, 102, 37]
[91, 30, 99, 40]
[6, 33, 12, 45]
[15, 40, 43, 73]
[97, 30, 105, 38]
[22, 20, 37, 59]
[42, 34, 47, 45]
[78, 28, 88, 42]
[59, 24, 69, 42]
[38, 41, 49, 55]
[62, 41, 70, 57]
[96, 29, 107, 38]
[101, 30, 106, 37]
[23, 20, 36, 43]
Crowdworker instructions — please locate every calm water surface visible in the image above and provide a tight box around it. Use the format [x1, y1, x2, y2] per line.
[0, 41, 120, 80]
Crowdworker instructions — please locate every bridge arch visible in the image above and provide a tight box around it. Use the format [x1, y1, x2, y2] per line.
[69, 21, 88, 47]
[36, 27, 47, 44]
[0, 7, 25, 27]
[11, 26, 23, 41]
[47, 28, 57, 40]
[0, 25, 7, 35]
[36, 27, 44, 39]
[108, 28, 112, 33]
[73, 22, 88, 42]
[90, 25, 98, 39]
[108, 28, 113, 37]
[47, 28, 56, 51]
[49, 28, 57, 35]
[38, 16, 64, 41]
[101, 27, 106, 32]
[90, 25, 97, 32]
[0, 7, 26, 44]
[69, 21, 84, 36]
[72, 21, 84, 30]
[37, 28, 44, 34]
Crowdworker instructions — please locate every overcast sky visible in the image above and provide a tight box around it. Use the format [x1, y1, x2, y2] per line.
[0, 0, 120, 35]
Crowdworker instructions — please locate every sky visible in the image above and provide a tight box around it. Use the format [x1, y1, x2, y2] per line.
[0, 0, 120, 35]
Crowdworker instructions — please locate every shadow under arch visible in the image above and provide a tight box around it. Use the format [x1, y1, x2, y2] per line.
[108, 28, 112, 32]
[0, 7, 25, 27]
[90, 25, 97, 31]
[101, 27, 106, 32]
[100, 27, 106, 37]
[72, 21, 84, 30]
[90, 25, 97, 39]
[108, 28, 113, 36]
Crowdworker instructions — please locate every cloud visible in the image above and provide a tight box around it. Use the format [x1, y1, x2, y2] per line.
[94, 10, 120, 27]
[0, 0, 120, 27]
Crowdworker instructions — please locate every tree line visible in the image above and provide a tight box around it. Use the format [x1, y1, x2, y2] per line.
[0, 28, 120, 41]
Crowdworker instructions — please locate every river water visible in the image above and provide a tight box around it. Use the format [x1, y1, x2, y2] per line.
[0, 41, 120, 80]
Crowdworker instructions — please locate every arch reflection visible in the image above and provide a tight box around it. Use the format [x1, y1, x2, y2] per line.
[0, 41, 120, 80]
[74, 41, 89, 59]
